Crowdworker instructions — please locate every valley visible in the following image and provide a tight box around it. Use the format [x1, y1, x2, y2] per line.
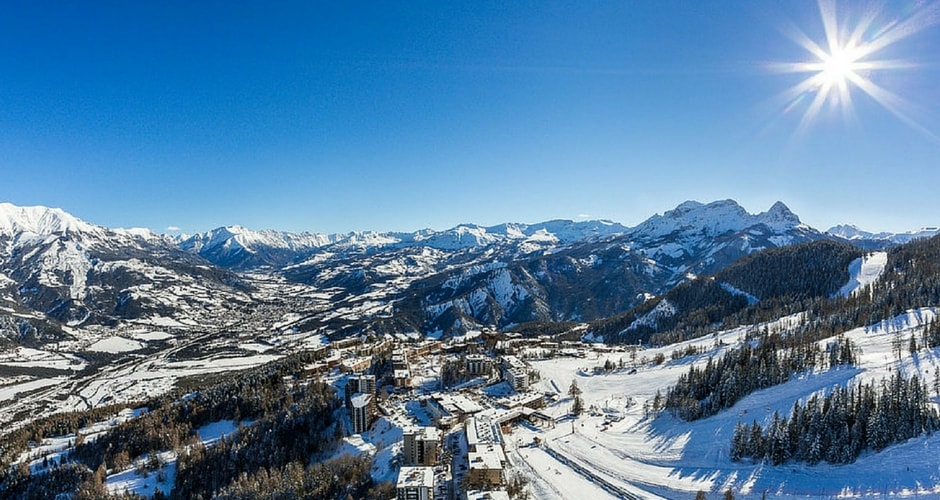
[1, 199, 940, 499]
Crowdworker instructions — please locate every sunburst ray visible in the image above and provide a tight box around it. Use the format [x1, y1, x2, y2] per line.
[768, 0, 940, 140]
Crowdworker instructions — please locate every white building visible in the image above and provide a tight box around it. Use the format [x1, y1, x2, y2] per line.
[397, 466, 435, 500]
[467, 444, 506, 489]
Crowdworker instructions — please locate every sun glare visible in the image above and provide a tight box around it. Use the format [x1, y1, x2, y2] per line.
[818, 46, 860, 86]
[770, 0, 939, 138]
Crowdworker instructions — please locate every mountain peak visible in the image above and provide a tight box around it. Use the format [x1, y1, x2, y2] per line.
[630, 199, 806, 241]
[0, 202, 99, 236]
[757, 201, 802, 230]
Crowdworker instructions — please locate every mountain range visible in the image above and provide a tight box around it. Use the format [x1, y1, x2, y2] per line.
[1, 199, 937, 350]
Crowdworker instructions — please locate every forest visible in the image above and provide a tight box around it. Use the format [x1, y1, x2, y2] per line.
[0, 349, 392, 499]
[730, 372, 940, 465]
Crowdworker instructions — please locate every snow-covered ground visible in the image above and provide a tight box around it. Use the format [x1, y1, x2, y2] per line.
[837, 252, 888, 298]
[104, 419, 252, 497]
[505, 308, 940, 499]
[86, 336, 146, 353]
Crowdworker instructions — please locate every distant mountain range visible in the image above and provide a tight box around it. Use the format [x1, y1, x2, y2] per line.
[1, 199, 937, 346]
[825, 223, 940, 246]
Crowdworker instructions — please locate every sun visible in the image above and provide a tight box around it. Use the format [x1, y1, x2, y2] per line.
[769, 0, 939, 137]
[817, 46, 862, 87]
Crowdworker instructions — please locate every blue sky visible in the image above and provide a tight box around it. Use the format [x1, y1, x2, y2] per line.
[2, 1, 939, 234]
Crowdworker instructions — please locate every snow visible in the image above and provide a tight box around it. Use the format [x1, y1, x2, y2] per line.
[630, 200, 801, 241]
[86, 336, 145, 353]
[334, 417, 403, 483]
[492, 308, 940, 498]
[0, 347, 87, 371]
[105, 419, 248, 497]
[0, 376, 65, 402]
[0, 202, 100, 236]
[196, 420, 242, 445]
[622, 299, 676, 333]
[720, 282, 759, 305]
[127, 330, 175, 341]
[837, 251, 888, 298]
[106, 454, 175, 498]
[827, 224, 940, 244]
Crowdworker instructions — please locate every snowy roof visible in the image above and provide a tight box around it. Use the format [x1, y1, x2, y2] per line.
[350, 393, 372, 408]
[434, 393, 484, 415]
[466, 417, 500, 448]
[468, 444, 505, 471]
[406, 426, 441, 441]
[496, 392, 542, 408]
[397, 466, 434, 489]
[501, 355, 527, 369]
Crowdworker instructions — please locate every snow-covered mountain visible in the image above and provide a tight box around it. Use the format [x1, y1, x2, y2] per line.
[361, 200, 831, 337]
[181, 219, 630, 270]
[827, 223, 940, 245]
[0, 203, 102, 238]
[0, 203, 249, 344]
[2, 198, 932, 345]
[178, 226, 339, 269]
[627, 200, 803, 240]
[621, 199, 821, 277]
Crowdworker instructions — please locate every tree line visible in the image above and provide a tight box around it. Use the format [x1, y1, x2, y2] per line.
[731, 372, 940, 465]
[661, 333, 857, 421]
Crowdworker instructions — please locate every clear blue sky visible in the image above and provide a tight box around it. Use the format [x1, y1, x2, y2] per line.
[2, 1, 939, 234]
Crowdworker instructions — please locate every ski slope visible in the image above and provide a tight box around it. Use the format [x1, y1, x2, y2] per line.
[511, 308, 940, 498]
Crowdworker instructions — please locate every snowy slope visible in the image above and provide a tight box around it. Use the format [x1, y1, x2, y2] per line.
[511, 308, 940, 499]
[836, 251, 888, 297]
[0, 202, 101, 238]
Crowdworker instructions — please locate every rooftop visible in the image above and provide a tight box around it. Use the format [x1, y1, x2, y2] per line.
[406, 426, 442, 441]
[468, 444, 505, 471]
[434, 393, 484, 415]
[350, 392, 372, 408]
[397, 466, 435, 489]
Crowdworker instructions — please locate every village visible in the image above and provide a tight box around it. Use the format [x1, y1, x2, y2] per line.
[308, 329, 637, 500]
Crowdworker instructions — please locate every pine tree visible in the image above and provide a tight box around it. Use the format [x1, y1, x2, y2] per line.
[571, 394, 584, 416]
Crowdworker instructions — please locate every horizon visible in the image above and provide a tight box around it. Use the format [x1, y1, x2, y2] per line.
[2, 1, 939, 235]
[2, 197, 935, 237]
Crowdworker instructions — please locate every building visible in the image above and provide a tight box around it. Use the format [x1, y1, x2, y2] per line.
[348, 374, 376, 396]
[496, 392, 545, 410]
[397, 466, 434, 500]
[394, 368, 412, 388]
[465, 417, 501, 452]
[409, 340, 442, 360]
[504, 366, 529, 392]
[427, 394, 484, 427]
[349, 392, 374, 434]
[465, 354, 492, 377]
[403, 426, 442, 466]
[340, 356, 373, 373]
[500, 355, 530, 392]
[467, 444, 505, 489]
[392, 349, 410, 370]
